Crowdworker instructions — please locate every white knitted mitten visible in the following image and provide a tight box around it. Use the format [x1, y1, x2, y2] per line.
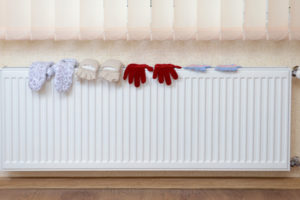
[28, 61, 54, 91]
[76, 59, 100, 80]
[53, 59, 77, 93]
[99, 59, 124, 82]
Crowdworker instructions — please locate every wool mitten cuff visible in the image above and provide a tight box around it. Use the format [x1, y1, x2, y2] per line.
[76, 59, 100, 80]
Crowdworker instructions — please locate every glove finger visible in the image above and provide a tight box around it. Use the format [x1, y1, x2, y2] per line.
[164, 70, 172, 85]
[141, 70, 147, 84]
[170, 68, 179, 80]
[158, 70, 164, 84]
[134, 71, 141, 87]
[153, 68, 158, 79]
[123, 68, 129, 80]
[174, 65, 182, 69]
[128, 71, 135, 84]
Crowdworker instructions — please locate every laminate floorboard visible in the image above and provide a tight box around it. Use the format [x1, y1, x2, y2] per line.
[2, 178, 300, 189]
[1, 189, 300, 200]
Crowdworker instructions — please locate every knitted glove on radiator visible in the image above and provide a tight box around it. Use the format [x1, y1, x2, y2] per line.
[53, 59, 78, 93]
[153, 64, 182, 85]
[184, 65, 211, 72]
[28, 61, 54, 91]
[99, 59, 124, 82]
[76, 59, 100, 80]
[215, 64, 241, 72]
[123, 64, 153, 87]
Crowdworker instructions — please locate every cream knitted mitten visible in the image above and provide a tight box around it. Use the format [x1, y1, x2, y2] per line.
[99, 59, 124, 82]
[76, 59, 100, 80]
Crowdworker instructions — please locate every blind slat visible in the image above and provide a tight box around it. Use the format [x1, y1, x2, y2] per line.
[32, 0, 54, 40]
[221, 0, 244, 40]
[268, 0, 289, 40]
[174, 0, 197, 40]
[290, 0, 300, 40]
[197, 0, 221, 40]
[6, 0, 31, 40]
[55, 0, 80, 40]
[244, 0, 266, 40]
[104, 0, 127, 40]
[128, 0, 151, 40]
[80, 0, 104, 40]
[0, 0, 6, 39]
[151, 0, 174, 40]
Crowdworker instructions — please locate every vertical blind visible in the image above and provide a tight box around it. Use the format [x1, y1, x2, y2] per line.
[0, 0, 298, 40]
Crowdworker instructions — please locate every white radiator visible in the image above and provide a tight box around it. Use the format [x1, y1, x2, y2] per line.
[0, 67, 291, 171]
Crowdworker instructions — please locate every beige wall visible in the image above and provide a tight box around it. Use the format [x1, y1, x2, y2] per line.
[0, 40, 300, 177]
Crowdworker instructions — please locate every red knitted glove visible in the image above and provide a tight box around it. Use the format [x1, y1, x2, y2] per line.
[153, 64, 182, 85]
[123, 64, 153, 87]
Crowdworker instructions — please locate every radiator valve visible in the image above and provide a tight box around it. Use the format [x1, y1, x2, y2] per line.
[290, 156, 300, 167]
[292, 66, 300, 79]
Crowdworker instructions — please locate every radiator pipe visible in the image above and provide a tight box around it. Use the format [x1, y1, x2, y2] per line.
[291, 156, 300, 167]
[292, 66, 299, 78]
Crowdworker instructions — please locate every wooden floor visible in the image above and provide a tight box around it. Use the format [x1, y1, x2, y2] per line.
[2, 177, 300, 189]
[1, 189, 300, 200]
[2, 178, 300, 200]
